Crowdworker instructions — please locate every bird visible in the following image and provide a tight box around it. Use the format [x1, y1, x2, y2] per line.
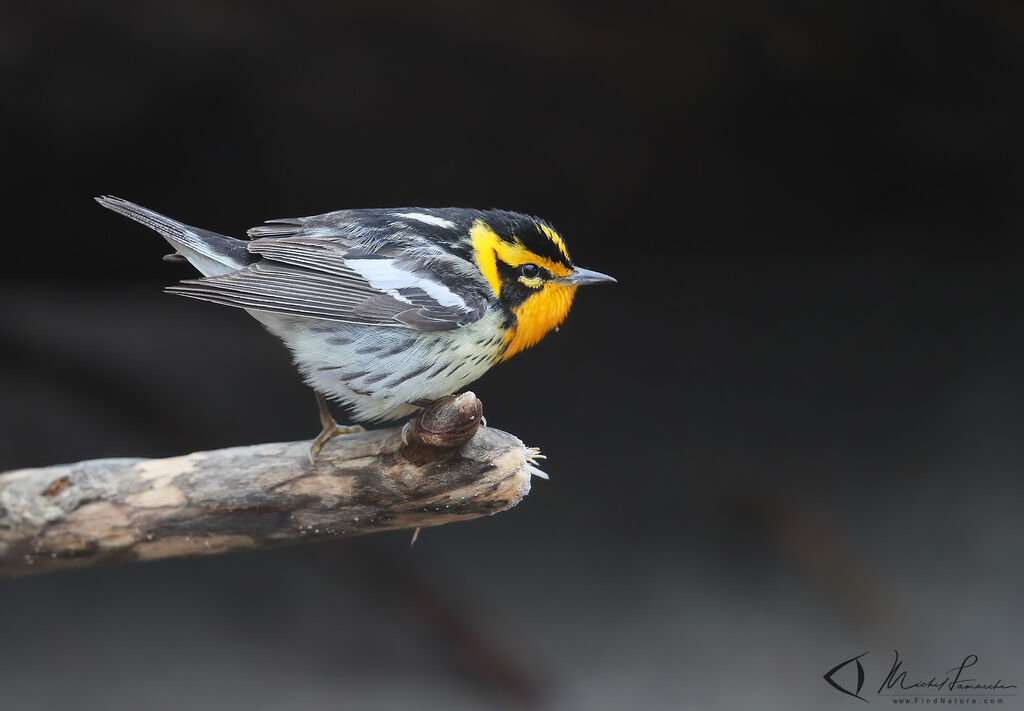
[96, 196, 616, 457]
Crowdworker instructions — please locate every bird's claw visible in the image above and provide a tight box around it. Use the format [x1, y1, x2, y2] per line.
[309, 391, 364, 463]
[308, 422, 365, 463]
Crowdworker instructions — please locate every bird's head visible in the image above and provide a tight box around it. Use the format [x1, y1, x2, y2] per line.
[470, 211, 615, 360]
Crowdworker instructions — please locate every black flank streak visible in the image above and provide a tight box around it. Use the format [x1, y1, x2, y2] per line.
[383, 340, 414, 357]
[382, 363, 431, 387]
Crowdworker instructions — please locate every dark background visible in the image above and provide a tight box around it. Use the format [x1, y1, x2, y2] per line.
[2, 2, 1023, 709]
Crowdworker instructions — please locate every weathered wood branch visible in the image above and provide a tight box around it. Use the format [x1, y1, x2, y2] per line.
[0, 393, 536, 577]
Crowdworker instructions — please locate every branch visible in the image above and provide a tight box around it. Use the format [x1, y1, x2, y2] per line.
[0, 393, 536, 576]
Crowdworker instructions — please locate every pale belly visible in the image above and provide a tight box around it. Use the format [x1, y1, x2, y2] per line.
[248, 309, 507, 422]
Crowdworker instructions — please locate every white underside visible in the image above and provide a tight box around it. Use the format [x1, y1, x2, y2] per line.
[248, 309, 506, 422]
[164, 233, 503, 423]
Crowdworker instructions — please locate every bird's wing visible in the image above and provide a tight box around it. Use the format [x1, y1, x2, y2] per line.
[166, 226, 490, 331]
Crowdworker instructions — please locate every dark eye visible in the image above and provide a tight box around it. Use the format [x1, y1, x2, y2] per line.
[520, 263, 541, 279]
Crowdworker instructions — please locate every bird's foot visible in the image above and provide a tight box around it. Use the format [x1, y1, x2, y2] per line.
[309, 392, 365, 463]
[309, 422, 365, 463]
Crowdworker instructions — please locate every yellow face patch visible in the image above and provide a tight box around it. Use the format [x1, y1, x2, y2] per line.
[502, 282, 577, 360]
[470, 220, 572, 297]
[469, 219, 577, 360]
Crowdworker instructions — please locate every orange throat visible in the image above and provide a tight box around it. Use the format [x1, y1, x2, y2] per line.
[500, 283, 577, 361]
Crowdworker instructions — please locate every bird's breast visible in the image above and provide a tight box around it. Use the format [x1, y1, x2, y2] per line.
[501, 283, 577, 361]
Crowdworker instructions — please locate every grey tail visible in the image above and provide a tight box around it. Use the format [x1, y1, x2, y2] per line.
[95, 195, 254, 277]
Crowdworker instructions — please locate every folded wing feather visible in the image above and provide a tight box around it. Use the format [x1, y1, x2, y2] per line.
[167, 232, 488, 331]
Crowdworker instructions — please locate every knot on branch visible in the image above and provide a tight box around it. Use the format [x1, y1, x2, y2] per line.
[401, 392, 484, 463]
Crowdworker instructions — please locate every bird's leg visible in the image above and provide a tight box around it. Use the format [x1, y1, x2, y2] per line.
[309, 392, 364, 463]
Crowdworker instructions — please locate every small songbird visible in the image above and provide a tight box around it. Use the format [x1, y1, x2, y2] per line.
[97, 196, 615, 456]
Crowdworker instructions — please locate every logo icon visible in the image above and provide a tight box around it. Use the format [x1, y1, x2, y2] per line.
[823, 652, 869, 703]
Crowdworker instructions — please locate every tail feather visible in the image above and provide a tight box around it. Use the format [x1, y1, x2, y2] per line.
[95, 196, 253, 277]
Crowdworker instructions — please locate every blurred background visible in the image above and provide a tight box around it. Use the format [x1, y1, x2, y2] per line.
[2, 1, 1023, 708]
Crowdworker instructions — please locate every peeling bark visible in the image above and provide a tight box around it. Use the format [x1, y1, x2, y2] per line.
[0, 394, 535, 576]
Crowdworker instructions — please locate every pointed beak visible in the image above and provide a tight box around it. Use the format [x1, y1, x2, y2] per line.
[559, 266, 617, 286]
